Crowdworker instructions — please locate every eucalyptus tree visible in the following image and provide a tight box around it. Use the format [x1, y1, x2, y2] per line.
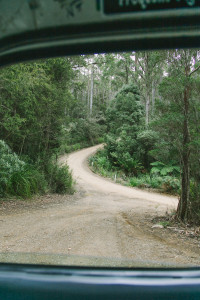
[155, 49, 200, 221]
[0, 58, 74, 162]
[134, 51, 166, 126]
[105, 83, 144, 175]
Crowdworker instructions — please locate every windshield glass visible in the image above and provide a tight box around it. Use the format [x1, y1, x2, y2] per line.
[0, 51, 199, 268]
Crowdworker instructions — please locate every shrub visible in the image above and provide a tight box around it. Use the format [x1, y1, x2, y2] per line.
[6, 166, 47, 198]
[129, 174, 180, 194]
[62, 118, 106, 147]
[0, 140, 47, 198]
[89, 149, 113, 173]
[129, 175, 162, 189]
[161, 176, 180, 193]
[150, 161, 180, 176]
[63, 141, 100, 154]
[64, 143, 81, 153]
[47, 163, 74, 194]
[105, 83, 144, 174]
[129, 177, 140, 187]
[90, 148, 180, 195]
[96, 137, 104, 144]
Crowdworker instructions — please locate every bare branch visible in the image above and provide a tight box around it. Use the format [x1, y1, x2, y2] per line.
[189, 65, 200, 77]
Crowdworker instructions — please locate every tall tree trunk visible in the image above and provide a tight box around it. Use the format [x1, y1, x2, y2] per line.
[87, 76, 90, 110]
[135, 52, 138, 73]
[177, 86, 190, 220]
[151, 81, 156, 114]
[125, 57, 129, 84]
[89, 65, 94, 115]
[145, 92, 150, 126]
[145, 53, 150, 127]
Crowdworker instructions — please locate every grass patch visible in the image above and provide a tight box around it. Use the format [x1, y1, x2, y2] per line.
[6, 166, 47, 198]
[129, 175, 180, 194]
[158, 221, 171, 228]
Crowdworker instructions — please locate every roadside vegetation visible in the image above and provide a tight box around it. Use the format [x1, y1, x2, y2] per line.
[89, 149, 180, 195]
[0, 57, 105, 198]
[88, 50, 200, 224]
[89, 83, 180, 196]
[1, 50, 200, 225]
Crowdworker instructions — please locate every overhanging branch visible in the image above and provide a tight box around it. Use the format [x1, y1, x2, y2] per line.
[189, 65, 200, 77]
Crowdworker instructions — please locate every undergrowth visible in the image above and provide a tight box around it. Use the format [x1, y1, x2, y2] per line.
[89, 149, 180, 195]
[46, 163, 74, 194]
[0, 140, 74, 199]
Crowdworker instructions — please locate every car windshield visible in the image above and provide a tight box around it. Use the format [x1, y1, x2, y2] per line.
[0, 0, 200, 268]
[0, 50, 200, 268]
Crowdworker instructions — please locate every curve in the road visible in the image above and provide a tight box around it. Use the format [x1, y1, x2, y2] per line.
[60, 144, 178, 209]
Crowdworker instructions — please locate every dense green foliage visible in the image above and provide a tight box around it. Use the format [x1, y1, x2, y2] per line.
[87, 50, 200, 223]
[89, 80, 181, 196]
[150, 50, 200, 222]
[89, 148, 180, 195]
[46, 163, 74, 194]
[0, 140, 46, 198]
[105, 84, 144, 175]
[0, 57, 104, 198]
[1, 51, 200, 224]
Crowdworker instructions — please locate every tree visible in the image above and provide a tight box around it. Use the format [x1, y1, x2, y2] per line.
[0, 58, 73, 163]
[105, 83, 144, 175]
[134, 51, 166, 126]
[153, 49, 200, 221]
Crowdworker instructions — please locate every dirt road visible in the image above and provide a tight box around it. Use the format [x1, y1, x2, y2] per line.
[0, 145, 199, 267]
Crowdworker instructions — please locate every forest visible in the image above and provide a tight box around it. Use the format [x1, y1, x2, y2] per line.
[0, 50, 200, 224]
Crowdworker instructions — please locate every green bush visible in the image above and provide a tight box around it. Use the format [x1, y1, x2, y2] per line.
[64, 143, 81, 153]
[96, 137, 104, 144]
[150, 161, 180, 176]
[0, 140, 47, 198]
[161, 176, 180, 193]
[105, 83, 144, 175]
[6, 166, 47, 198]
[63, 141, 101, 154]
[62, 118, 106, 148]
[129, 174, 180, 194]
[129, 175, 163, 189]
[89, 149, 113, 173]
[90, 148, 180, 195]
[47, 163, 74, 194]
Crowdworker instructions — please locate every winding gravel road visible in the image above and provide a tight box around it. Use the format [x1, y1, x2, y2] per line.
[0, 144, 199, 267]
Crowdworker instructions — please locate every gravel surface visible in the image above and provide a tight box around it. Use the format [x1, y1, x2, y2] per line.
[0, 145, 199, 267]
